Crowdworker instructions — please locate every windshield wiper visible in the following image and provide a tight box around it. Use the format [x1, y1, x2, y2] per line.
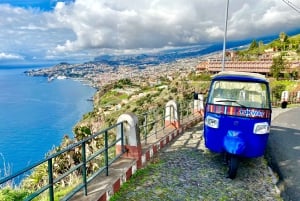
[215, 99, 247, 108]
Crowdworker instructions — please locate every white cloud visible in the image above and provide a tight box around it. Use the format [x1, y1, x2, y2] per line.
[0, 52, 24, 60]
[51, 0, 300, 52]
[205, 26, 224, 39]
[0, 0, 300, 63]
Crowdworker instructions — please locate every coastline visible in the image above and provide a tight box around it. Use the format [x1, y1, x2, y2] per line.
[0, 70, 96, 174]
[24, 50, 223, 90]
[21, 52, 222, 138]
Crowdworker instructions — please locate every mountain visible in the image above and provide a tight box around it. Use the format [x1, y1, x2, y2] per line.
[93, 37, 279, 67]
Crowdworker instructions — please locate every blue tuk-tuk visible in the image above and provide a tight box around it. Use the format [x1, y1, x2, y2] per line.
[203, 71, 272, 179]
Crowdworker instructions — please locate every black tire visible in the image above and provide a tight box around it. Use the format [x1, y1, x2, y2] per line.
[228, 155, 239, 179]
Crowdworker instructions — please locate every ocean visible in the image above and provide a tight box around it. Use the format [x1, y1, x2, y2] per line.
[0, 67, 96, 176]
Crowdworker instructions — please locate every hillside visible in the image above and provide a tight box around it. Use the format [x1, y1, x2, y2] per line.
[235, 33, 300, 60]
[74, 73, 211, 134]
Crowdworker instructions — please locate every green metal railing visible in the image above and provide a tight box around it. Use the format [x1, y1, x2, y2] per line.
[0, 99, 203, 200]
[0, 122, 125, 201]
[179, 100, 199, 123]
[138, 107, 166, 144]
[138, 100, 201, 144]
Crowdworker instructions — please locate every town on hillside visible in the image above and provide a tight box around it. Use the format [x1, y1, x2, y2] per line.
[25, 33, 300, 88]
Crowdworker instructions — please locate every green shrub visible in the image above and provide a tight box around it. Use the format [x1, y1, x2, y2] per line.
[272, 84, 285, 100]
[0, 187, 31, 201]
[270, 80, 298, 102]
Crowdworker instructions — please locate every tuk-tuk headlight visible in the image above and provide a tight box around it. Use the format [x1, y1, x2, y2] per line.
[205, 116, 219, 129]
[253, 122, 270, 134]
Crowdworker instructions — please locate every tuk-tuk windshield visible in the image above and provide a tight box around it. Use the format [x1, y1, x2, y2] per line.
[208, 80, 270, 109]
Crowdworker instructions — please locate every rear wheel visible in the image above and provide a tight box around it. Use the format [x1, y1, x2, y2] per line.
[228, 155, 239, 179]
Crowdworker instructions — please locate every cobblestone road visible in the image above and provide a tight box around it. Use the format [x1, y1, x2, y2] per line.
[112, 123, 282, 201]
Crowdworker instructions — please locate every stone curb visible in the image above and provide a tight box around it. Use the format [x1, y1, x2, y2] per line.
[71, 116, 202, 201]
[77, 107, 289, 201]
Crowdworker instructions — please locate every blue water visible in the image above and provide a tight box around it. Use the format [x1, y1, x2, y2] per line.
[0, 67, 96, 175]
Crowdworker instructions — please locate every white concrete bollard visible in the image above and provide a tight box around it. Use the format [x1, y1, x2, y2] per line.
[116, 113, 142, 160]
[281, 91, 289, 108]
[281, 91, 289, 102]
[193, 94, 204, 116]
[165, 100, 180, 129]
[297, 91, 300, 102]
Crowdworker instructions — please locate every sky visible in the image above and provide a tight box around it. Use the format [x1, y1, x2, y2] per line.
[0, 0, 300, 65]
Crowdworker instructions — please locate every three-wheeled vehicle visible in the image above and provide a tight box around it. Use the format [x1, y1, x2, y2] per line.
[203, 71, 272, 179]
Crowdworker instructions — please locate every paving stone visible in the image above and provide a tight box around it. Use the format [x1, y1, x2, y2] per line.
[113, 123, 283, 201]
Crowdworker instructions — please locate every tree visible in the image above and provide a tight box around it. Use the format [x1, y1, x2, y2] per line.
[258, 41, 264, 47]
[74, 126, 92, 140]
[248, 40, 258, 51]
[270, 55, 286, 80]
[272, 83, 286, 100]
[279, 32, 288, 42]
[279, 32, 289, 51]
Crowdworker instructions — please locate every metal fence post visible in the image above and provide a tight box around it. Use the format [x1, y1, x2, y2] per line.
[105, 130, 109, 176]
[154, 109, 158, 139]
[162, 109, 165, 133]
[48, 159, 54, 201]
[81, 142, 87, 196]
[144, 113, 148, 144]
[181, 102, 183, 121]
[121, 122, 125, 153]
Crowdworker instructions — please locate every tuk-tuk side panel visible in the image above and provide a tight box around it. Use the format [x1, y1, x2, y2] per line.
[204, 113, 224, 153]
[204, 72, 272, 158]
[205, 104, 271, 119]
[204, 111, 271, 158]
[243, 132, 269, 157]
[221, 115, 270, 157]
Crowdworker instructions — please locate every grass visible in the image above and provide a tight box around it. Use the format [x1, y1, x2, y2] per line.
[99, 90, 129, 106]
[109, 159, 162, 201]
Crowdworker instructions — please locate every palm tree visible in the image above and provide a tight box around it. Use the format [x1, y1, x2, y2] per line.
[279, 32, 288, 51]
[271, 55, 286, 80]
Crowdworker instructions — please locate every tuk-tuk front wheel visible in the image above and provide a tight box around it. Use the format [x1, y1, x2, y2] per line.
[228, 155, 239, 179]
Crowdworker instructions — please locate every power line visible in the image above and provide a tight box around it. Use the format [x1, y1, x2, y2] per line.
[281, 0, 300, 14]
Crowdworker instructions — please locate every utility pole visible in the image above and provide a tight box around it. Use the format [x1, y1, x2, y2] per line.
[221, 0, 229, 72]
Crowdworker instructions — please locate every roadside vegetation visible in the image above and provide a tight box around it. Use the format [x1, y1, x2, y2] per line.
[236, 32, 300, 80]
[0, 71, 211, 201]
[1, 32, 300, 200]
[236, 32, 300, 60]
